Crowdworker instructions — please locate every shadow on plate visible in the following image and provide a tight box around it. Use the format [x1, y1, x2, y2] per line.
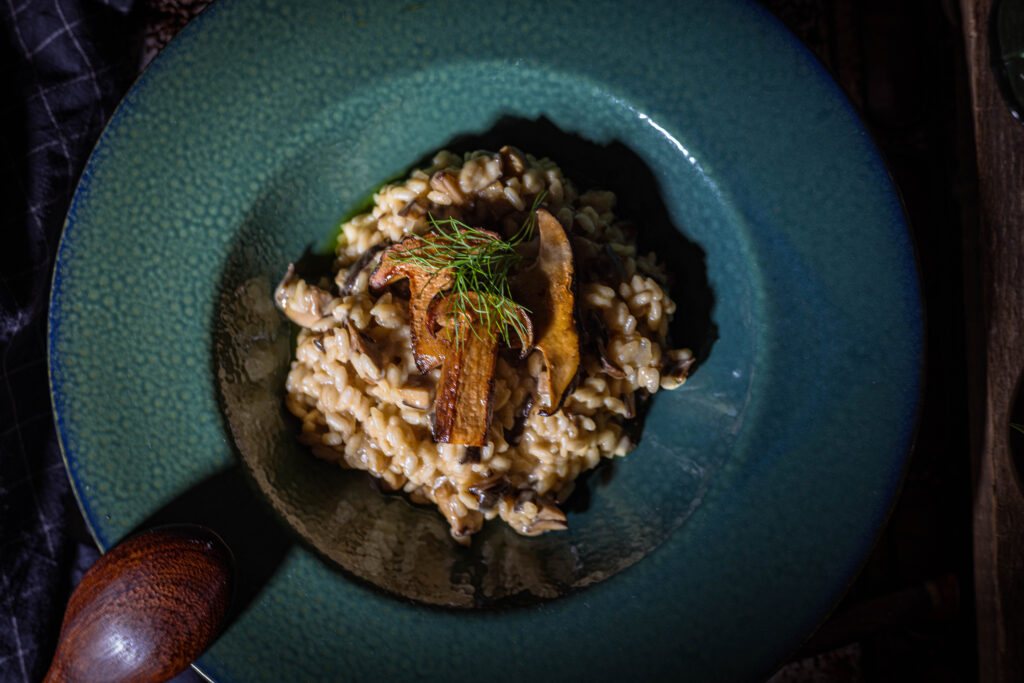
[124, 465, 293, 632]
[209, 116, 718, 609]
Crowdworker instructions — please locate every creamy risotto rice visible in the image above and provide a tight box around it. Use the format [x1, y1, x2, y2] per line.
[275, 147, 693, 542]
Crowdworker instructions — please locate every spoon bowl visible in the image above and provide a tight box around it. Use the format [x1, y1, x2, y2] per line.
[45, 525, 233, 683]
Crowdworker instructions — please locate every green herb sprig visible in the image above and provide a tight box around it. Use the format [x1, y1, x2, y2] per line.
[391, 192, 546, 348]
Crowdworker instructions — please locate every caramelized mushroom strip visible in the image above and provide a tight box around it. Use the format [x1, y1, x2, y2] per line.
[369, 235, 455, 373]
[274, 263, 335, 328]
[513, 209, 581, 415]
[428, 292, 498, 447]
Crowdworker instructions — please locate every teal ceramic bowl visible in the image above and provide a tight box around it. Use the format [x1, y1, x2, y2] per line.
[48, 0, 922, 680]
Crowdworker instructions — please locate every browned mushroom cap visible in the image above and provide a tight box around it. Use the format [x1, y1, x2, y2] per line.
[513, 209, 581, 415]
[274, 263, 335, 328]
[426, 292, 498, 447]
[369, 235, 454, 373]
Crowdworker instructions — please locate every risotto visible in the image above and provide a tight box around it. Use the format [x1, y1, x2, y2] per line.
[274, 146, 694, 543]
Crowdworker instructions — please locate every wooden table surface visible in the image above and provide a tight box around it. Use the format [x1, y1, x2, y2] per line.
[758, 1, 1022, 681]
[960, 0, 1024, 680]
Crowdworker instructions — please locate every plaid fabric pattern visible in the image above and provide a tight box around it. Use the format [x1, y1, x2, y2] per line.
[0, 1, 140, 679]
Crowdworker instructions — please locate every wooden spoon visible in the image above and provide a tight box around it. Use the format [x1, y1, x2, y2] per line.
[44, 524, 233, 683]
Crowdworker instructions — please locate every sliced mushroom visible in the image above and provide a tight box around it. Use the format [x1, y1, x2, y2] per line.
[622, 389, 653, 449]
[661, 349, 695, 389]
[369, 235, 455, 372]
[433, 484, 483, 544]
[345, 319, 383, 382]
[397, 198, 421, 217]
[623, 391, 636, 419]
[468, 475, 512, 511]
[511, 490, 568, 535]
[513, 209, 581, 415]
[525, 506, 569, 534]
[370, 229, 505, 374]
[459, 446, 482, 465]
[498, 145, 526, 176]
[429, 170, 466, 206]
[506, 305, 535, 359]
[427, 292, 499, 447]
[664, 354, 695, 379]
[503, 393, 534, 447]
[338, 243, 385, 296]
[274, 263, 335, 328]
[582, 309, 626, 379]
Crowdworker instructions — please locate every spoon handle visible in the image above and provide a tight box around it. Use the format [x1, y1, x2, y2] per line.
[44, 525, 233, 683]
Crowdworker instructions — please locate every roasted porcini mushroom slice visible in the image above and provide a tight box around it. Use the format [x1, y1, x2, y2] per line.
[369, 235, 454, 373]
[514, 209, 581, 415]
[427, 292, 498, 447]
[274, 263, 334, 328]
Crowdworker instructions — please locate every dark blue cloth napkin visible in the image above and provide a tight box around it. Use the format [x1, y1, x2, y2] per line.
[1, 1, 141, 679]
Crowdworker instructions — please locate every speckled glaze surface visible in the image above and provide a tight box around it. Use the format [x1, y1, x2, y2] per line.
[48, 0, 922, 680]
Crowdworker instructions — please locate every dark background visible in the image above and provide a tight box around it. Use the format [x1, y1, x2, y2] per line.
[766, 2, 977, 680]
[0, 1, 979, 680]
